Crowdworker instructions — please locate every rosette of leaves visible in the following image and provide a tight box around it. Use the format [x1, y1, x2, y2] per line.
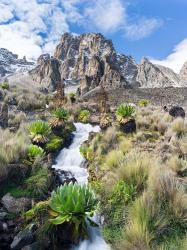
[49, 108, 69, 128]
[116, 103, 136, 124]
[28, 120, 51, 144]
[49, 183, 98, 240]
[27, 144, 44, 161]
[45, 135, 63, 152]
[78, 110, 90, 123]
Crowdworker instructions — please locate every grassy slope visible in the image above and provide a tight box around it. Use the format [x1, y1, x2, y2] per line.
[83, 105, 187, 250]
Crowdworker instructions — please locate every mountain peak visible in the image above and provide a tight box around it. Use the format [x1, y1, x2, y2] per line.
[0, 48, 35, 78]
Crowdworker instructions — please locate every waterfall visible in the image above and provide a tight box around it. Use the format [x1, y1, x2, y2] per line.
[52, 123, 110, 250]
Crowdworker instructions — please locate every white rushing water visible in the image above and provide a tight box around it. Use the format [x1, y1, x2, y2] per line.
[52, 123, 110, 250]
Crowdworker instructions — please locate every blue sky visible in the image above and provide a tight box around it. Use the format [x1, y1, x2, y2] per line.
[0, 0, 187, 72]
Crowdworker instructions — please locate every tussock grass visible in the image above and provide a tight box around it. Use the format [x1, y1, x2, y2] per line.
[167, 155, 187, 176]
[102, 150, 124, 170]
[0, 127, 29, 180]
[114, 151, 152, 191]
[171, 117, 187, 136]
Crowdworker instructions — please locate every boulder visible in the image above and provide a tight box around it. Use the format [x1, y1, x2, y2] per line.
[21, 242, 40, 250]
[10, 229, 35, 250]
[54, 170, 77, 186]
[1, 193, 31, 214]
[169, 106, 185, 118]
[120, 119, 136, 134]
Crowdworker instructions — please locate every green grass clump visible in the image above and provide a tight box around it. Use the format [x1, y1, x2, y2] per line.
[24, 168, 50, 198]
[138, 99, 150, 107]
[0, 82, 9, 90]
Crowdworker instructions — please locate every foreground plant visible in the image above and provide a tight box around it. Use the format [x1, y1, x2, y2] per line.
[116, 103, 135, 124]
[28, 120, 51, 144]
[78, 110, 91, 123]
[27, 144, 44, 161]
[50, 108, 69, 128]
[49, 183, 98, 240]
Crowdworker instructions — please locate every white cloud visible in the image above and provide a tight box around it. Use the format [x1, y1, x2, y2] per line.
[0, 4, 14, 23]
[0, 0, 75, 60]
[0, 0, 163, 60]
[125, 18, 163, 40]
[84, 0, 126, 33]
[151, 38, 187, 73]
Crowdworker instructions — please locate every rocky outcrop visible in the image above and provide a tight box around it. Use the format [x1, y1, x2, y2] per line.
[29, 32, 187, 92]
[180, 61, 187, 85]
[137, 58, 180, 88]
[0, 48, 34, 78]
[1, 194, 31, 214]
[30, 54, 62, 91]
[169, 106, 185, 118]
[31, 33, 138, 94]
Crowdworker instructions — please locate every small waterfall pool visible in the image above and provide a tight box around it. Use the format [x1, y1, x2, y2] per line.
[52, 123, 110, 250]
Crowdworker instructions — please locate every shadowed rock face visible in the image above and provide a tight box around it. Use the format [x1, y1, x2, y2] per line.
[31, 32, 138, 94]
[30, 54, 62, 91]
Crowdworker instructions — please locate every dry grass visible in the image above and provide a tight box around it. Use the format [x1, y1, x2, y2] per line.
[171, 117, 187, 136]
[8, 111, 27, 127]
[102, 150, 124, 170]
[0, 126, 30, 180]
[114, 151, 152, 191]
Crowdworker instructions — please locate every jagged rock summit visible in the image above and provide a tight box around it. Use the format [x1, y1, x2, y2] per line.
[137, 58, 180, 88]
[31, 33, 139, 93]
[0, 48, 34, 79]
[30, 32, 187, 92]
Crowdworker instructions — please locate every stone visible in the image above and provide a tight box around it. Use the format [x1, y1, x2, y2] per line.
[120, 119, 136, 134]
[169, 106, 185, 118]
[21, 242, 40, 250]
[10, 229, 35, 250]
[0, 221, 8, 232]
[0, 102, 8, 128]
[0, 211, 8, 220]
[55, 170, 77, 186]
[2, 193, 31, 214]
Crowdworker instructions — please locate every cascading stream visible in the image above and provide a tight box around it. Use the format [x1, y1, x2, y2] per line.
[52, 123, 110, 250]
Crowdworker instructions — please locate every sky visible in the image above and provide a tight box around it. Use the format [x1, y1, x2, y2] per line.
[0, 0, 187, 73]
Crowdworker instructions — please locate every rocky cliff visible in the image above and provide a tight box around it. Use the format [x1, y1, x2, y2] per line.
[137, 58, 180, 88]
[30, 32, 186, 93]
[31, 33, 139, 94]
[30, 54, 62, 91]
[0, 48, 34, 79]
